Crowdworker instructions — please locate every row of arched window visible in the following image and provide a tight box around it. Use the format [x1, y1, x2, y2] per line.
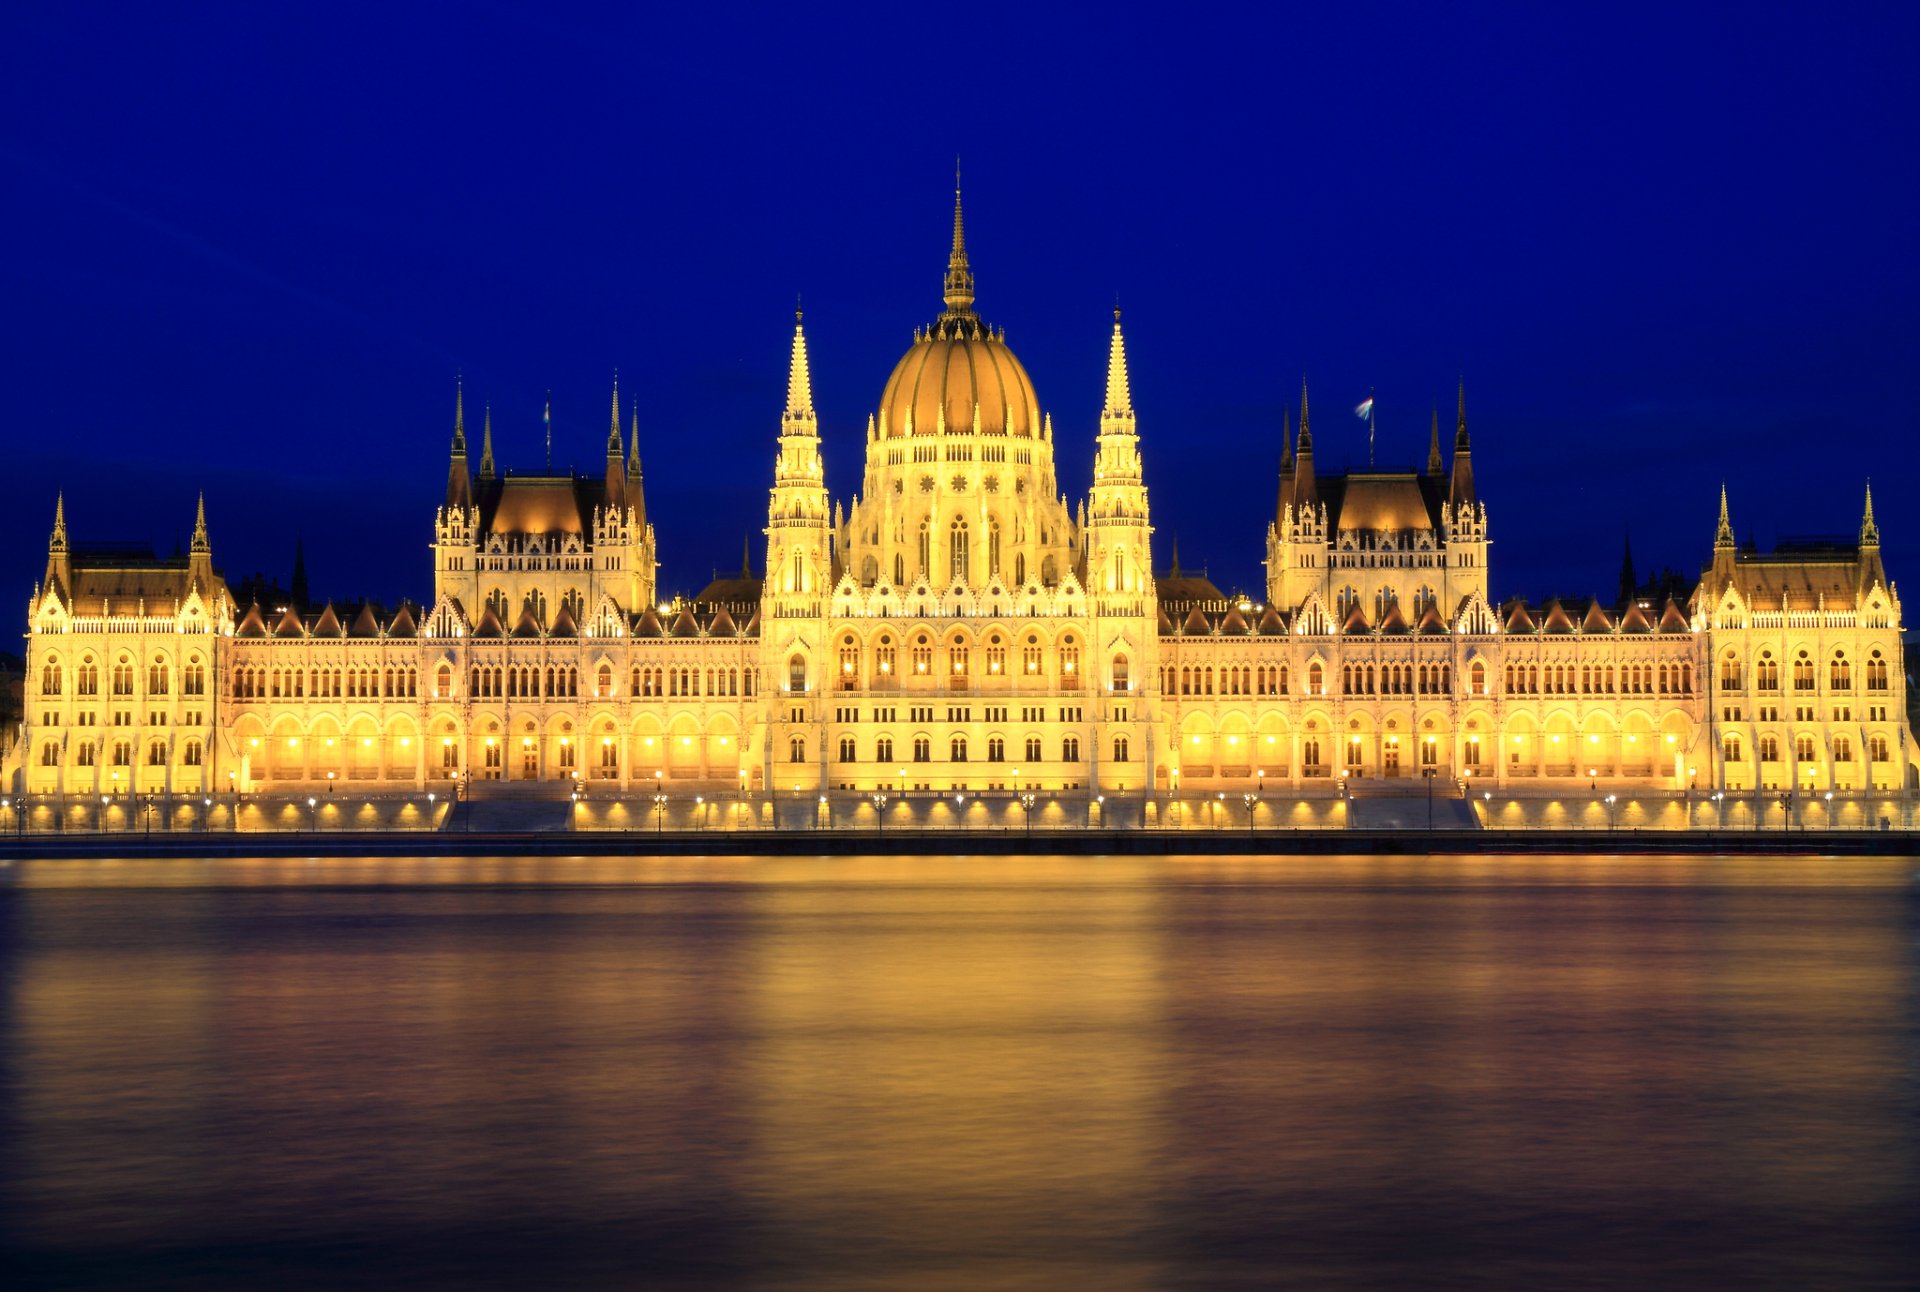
[1504, 661, 1692, 695]
[42, 654, 206, 698]
[233, 665, 419, 699]
[38, 737, 202, 767]
[1731, 648, 1889, 693]
[633, 665, 755, 698]
[835, 734, 1085, 763]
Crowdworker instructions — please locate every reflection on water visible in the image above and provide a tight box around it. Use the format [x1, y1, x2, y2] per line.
[1, 855, 1915, 1289]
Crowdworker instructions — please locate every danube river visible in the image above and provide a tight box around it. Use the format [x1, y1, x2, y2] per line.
[2, 854, 1915, 1289]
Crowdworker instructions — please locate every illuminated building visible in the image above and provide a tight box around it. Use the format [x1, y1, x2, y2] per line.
[10, 188, 1914, 818]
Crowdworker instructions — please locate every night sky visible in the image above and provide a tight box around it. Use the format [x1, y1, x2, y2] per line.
[4, 4, 1916, 622]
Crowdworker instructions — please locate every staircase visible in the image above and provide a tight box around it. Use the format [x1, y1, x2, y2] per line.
[1342, 778, 1483, 831]
[445, 778, 576, 833]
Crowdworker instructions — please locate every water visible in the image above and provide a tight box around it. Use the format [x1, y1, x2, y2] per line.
[2, 854, 1916, 1290]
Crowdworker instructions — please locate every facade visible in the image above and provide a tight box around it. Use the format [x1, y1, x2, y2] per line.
[10, 192, 1917, 817]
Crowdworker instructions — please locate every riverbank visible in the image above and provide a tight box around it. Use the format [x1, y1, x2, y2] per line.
[1, 824, 1914, 860]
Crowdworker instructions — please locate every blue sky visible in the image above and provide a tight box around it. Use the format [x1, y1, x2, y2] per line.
[3, 2, 1915, 615]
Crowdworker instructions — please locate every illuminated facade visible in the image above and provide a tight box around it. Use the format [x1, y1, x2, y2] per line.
[10, 191, 1916, 814]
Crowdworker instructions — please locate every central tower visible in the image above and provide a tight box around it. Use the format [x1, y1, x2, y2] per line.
[840, 182, 1078, 593]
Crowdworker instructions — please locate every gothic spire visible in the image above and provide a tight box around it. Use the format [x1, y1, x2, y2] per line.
[1714, 483, 1735, 552]
[1427, 408, 1443, 475]
[607, 372, 625, 456]
[50, 492, 67, 551]
[192, 492, 209, 553]
[1103, 306, 1133, 418]
[1293, 380, 1320, 512]
[445, 380, 473, 511]
[942, 163, 975, 316]
[479, 404, 496, 481]
[1449, 381, 1476, 509]
[604, 372, 627, 514]
[628, 410, 643, 481]
[785, 307, 816, 425]
[1861, 479, 1879, 546]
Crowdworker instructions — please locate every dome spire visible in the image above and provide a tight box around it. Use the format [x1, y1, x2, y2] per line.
[1103, 306, 1133, 419]
[786, 306, 815, 422]
[942, 160, 975, 317]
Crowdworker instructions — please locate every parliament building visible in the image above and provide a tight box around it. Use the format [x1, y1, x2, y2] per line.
[11, 192, 1915, 825]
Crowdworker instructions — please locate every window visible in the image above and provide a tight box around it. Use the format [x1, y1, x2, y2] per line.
[917, 520, 930, 575]
[877, 637, 897, 678]
[1059, 638, 1079, 681]
[436, 664, 452, 698]
[950, 518, 969, 584]
[1723, 735, 1742, 763]
[1025, 736, 1043, 761]
[1308, 662, 1324, 695]
[112, 658, 134, 696]
[184, 740, 202, 767]
[1870, 735, 1889, 762]
[77, 741, 96, 767]
[912, 636, 932, 675]
[1469, 661, 1485, 696]
[788, 654, 807, 692]
[1113, 735, 1130, 762]
[39, 741, 58, 766]
[77, 658, 98, 695]
[1792, 651, 1814, 692]
[989, 519, 1001, 576]
[1720, 654, 1741, 692]
[1867, 651, 1888, 691]
[486, 588, 509, 621]
[1830, 652, 1851, 691]
[1112, 654, 1130, 692]
[1023, 637, 1043, 676]
[597, 664, 613, 697]
[838, 736, 856, 762]
[789, 735, 806, 763]
[1759, 735, 1779, 762]
[147, 740, 167, 766]
[913, 736, 931, 762]
[1833, 735, 1853, 763]
[524, 590, 548, 627]
[1756, 653, 1778, 691]
[1420, 737, 1437, 767]
[40, 657, 61, 695]
[951, 735, 968, 762]
[986, 636, 1006, 675]
[949, 638, 970, 680]
[1062, 736, 1080, 762]
[988, 736, 1005, 762]
[876, 736, 894, 763]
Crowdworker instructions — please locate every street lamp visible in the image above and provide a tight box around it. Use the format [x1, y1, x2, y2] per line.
[1604, 793, 1617, 830]
[1020, 791, 1037, 841]
[1423, 766, 1438, 829]
[307, 796, 318, 832]
[653, 792, 667, 833]
[1242, 791, 1257, 840]
[872, 791, 889, 835]
[695, 795, 706, 829]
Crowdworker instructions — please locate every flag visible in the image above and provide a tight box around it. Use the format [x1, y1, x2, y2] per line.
[1354, 396, 1374, 419]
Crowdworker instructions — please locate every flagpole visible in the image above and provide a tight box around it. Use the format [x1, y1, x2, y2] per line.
[1368, 388, 1375, 468]
[545, 391, 552, 472]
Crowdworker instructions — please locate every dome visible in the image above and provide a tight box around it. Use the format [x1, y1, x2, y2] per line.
[878, 326, 1040, 440]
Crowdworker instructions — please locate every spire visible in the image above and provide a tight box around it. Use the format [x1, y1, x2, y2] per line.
[604, 373, 627, 514]
[785, 307, 815, 423]
[627, 410, 642, 481]
[1292, 380, 1319, 512]
[1427, 408, 1443, 475]
[1861, 479, 1879, 547]
[479, 404, 496, 481]
[445, 380, 473, 511]
[1103, 306, 1133, 419]
[607, 372, 625, 456]
[1169, 534, 1182, 578]
[1449, 381, 1476, 509]
[188, 493, 214, 594]
[192, 492, 209, 553]
[742, 533, 753, 579]
[50, 492, 67, 551]
[43, 493, 71, 602]
[942, 163, 975, 316]
[1714, 483, 1735, 552]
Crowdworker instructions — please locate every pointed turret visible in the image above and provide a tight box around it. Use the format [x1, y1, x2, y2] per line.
[627, 410, 646, 526]
[1086, 307, 1152, 602]
[188, 493, 215, 596]
[43, 493, 71, 601]
[1103, 306, 1132, 419]
[479, 403, 496, 481]
[445, 379, 473, 511]
[1292, 378, 1319, 512]
[1714, 482, 1735, 552]
[604, 373, 627, 515]
[786, 307, 816, 425]
[1449, 381, 1476, 508]
[1858, 479, 1887, 597]
[1860, 479, 1879, 548]
[1427, 407, 1443, 476]
[942, 163, 975, 317]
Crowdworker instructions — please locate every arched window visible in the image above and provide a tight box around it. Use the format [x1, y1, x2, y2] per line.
[789, 735, 806, 763]
[949, 637, 970, 680]
[184, 739, 203, 767]
[1062, 736, 1080, 762]
[1759, 735, 1779, 762]
[1834, 734, 1853, 763]
[837, 736, 856, 762]
[41, 656, 61, 695]
[913, 735, 931, 762]
[876, 637, 897, 678]
[1112, 654, 1131, 692]
[597, 664, 613, 697]
[1023, 636, 1043, 676]
[950, 518, 969, 584]
[112, 656, 134, 696]
[1756, 653, 1778, 691]
[562, 588, 584, 624]
[1723, 735, 1743, 763]
[951, 735, 968, 762]
[912, 635, 933, 675]
[77, 657, 98, 695]
[1470, 661, 1486, 696]
[485, 588, 509, 621]
[989, 519, 1002, 576]
[1024, 735, 1042, 761]
[1059, 637, 1079, 681]
[876, 735, 894, 762]
[893, 553, 905, 586]
[917, 521, 930, 575]
[839, 638, 860, 689]
[1792, 651, 1814, 691]
[1795, 734, 1815, 762]
[1867, 651, 1888, 691]
[1113, 735, 1130, 762]
[1308, 662, 1323, 695]
[525, 590, 548, 627]
[988, 736, 1005, 762]
[1830, 651, 1851, 691]
[1723, 653, 1744, 692]
[788, 654, 807, 692]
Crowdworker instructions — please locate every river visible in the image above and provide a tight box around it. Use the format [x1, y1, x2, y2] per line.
[2, 854, 1915, 1289]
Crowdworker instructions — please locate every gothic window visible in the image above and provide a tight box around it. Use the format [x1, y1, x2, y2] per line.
[1867, 651, 1888, 691]
[1308, 662, 1324, 695]
[1470, 662, 1486, 696]
[1870, 735, 1889, 762]
[949, 637, 970, 680]
[39, 741, 57, 766]
[525, 590, 548, 627]
[1792, 651, 1813, 691]
[988, 736, 1005, 761]
[876, 736, 894, 763]
[1760, 735, 1779, 762]
[1014, 553, 1026, 585]
[1830, 651, 1851, 691]
[951, 735, 968, 762]
[112, 657, 133, 696]
[838, 737, 856, 763]
[1023, 637, 1043, 676]
[912, 636, 932, 675]
[77, 741, 95, 767]
[839, 639, 860, 689]
[790, 735, 806, 763]
[41, 656, 61, 695]
[918, 521, 930, 575]
[1723, 735, 1742, 763]
[788, 654, 807, 692]
[112, 740, 131, 767]
[894, 554, 905, 586]
[1756, 653, 1778, 691]
[486, 588, 509, 621]
[913, 735, 931, 762]
[1059, 637, 1079, 681]
[597, 664, 613, 697]
[1794, 734, 1815, 763]
[1113, 735, 1130, 762]
[1833, 735, 1853, 763]
[1723, 653, 1744, 692]
[1112, 653, 1131, 692]
[147, 739, 167, 766]
[562, 588, 584, 624]
[950, 519, 969, 584]
[1024, 736, 1042, 761]
[78, 658, 97, 695]
[877, 637, 897, 678]
[1062, 736, 1080, 762]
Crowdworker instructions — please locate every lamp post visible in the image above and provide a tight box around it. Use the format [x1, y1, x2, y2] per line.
[1242, 792, 1257, 840]
[1604, 793, 1617, 830]
[1423, 766, 1437, 829]
[872, 791, 888, 835]
[307, 796, 318, 832]
[1020, 792, 1036, 842]
[695, 795, 706, 830]
[653, 792, 667, 833]
[1824, 789, 1834, 829]
[426, 791, 435, 832]
[1212, 792, 1224, 831]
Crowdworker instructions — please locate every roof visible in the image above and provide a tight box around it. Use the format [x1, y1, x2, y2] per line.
[1318, 472, 1444, 532]
[878, 329, 1041, 441]
[476, 475, 607, 537]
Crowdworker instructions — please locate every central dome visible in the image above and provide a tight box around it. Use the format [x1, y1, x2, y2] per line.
[878, 326, 1041, 439]
[874, 180, 1042, 441]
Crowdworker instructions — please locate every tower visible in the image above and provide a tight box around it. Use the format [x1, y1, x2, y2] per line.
[433, 380, 479, 606]
[1443, 382, 1488, 603]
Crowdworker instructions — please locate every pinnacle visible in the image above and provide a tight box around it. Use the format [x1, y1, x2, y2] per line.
[1103, 313, 1133, 420]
